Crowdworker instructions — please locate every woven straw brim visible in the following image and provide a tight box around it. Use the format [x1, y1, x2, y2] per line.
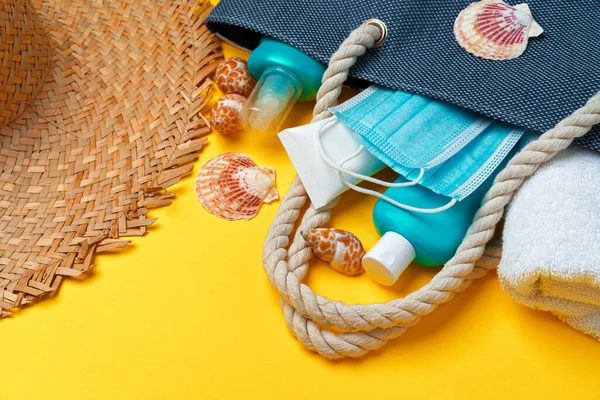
[0, 0, 222, 316]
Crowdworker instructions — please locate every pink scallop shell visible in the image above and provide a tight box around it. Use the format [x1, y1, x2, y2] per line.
[301, 228, 365, 277]
[196, 152, 278, 221]
[454, 0, 543, 60]
[210, 94, 246, 134]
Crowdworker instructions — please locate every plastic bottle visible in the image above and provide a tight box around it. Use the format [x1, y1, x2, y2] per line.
[242, 37, 326, 133]
[278, 116, 387, 209]
[362, 168, 502, 286]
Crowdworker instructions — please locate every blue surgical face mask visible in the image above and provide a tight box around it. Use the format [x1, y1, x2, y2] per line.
[333, 86, 495, 170]
[317, 86, 527, 213]
[393, 120, 525, 201]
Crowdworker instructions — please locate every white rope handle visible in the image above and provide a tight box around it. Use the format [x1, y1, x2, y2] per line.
[262, 21, 600, 359]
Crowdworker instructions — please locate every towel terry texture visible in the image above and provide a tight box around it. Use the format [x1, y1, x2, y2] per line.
[499, 146, 600, 338]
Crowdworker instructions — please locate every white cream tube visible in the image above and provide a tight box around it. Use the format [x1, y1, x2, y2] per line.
[278, 116, 387, 210]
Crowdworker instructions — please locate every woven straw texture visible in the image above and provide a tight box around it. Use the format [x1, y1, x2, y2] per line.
[0, 0, 50, 126]
[0, 0, 222, 317]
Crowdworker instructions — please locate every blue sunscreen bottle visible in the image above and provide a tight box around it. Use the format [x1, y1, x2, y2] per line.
[362, 153, 515, 286]
[242, 38, 325, 133]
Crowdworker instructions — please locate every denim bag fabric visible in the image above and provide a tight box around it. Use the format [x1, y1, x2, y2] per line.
[206, 0, 600, 151]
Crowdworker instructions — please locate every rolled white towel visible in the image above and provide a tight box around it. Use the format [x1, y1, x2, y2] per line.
[499, 146, 600, 338]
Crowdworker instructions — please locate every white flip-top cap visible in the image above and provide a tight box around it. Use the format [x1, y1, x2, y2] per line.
[362, 231, 416, 286]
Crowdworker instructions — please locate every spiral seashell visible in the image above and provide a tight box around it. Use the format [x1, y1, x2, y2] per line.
[454, 0, 543, 60]
[210, 94, 246, 134]
[301, 228, 366, 277]
[195, 152, 278, 221]
[214, 57, 255, 96]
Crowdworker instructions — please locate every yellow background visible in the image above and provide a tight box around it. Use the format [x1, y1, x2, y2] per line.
[2, 31, 600, 400]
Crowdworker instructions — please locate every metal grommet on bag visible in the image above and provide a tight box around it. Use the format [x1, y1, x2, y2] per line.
[364, 18, 388, 47]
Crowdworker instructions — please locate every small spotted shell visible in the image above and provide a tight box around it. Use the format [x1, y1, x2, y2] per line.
[210, 94, 246, 134]
[454, 0, 543, 60]
[301, 228, 365, 277]
[214, 57, 255, 96]
[215, 57, 247, 75]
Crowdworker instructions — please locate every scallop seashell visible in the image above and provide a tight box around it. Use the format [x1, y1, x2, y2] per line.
[454, 0, 543, 60]
[214, 57, 255, 96]
[210, 94, 246, 134]
[301, 228, 366, 277]
[195, 152, 278, 221]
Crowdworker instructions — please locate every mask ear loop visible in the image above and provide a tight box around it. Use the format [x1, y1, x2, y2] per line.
[317, 118, 457, 214]
[316, 118, 425, 188]
[338, 174, 457, 213]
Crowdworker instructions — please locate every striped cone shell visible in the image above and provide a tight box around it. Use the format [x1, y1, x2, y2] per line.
[195, 153, 278, 221]
[454, 0, 543, 60]
[301, 228, 366, 277]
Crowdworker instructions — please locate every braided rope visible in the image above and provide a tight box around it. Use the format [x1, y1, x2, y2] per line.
[263, 23, 600, 359]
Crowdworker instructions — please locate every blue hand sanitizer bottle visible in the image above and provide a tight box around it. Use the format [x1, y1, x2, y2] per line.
[242, 38, 326, 133]
[361, 130, 534, 286]
[362, 170, 501, 286]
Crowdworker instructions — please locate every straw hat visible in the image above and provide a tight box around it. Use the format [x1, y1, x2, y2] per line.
[0, 0, 221, 316]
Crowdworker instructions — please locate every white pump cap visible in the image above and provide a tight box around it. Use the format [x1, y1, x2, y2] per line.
[362, 231, 416, 286]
